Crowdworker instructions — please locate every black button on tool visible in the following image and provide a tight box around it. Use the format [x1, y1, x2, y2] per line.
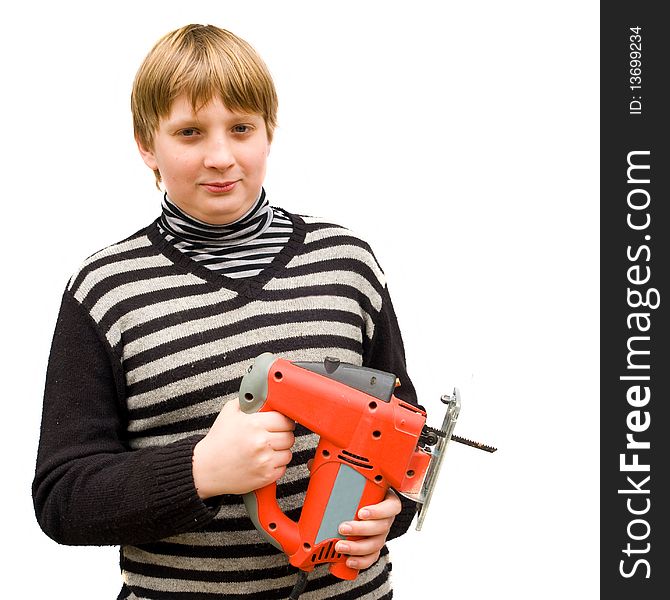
[324, 356, 340, 374]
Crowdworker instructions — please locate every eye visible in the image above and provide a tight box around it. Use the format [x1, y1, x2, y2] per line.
[232, 124, 253, 134]
[178, 128, 199, 137]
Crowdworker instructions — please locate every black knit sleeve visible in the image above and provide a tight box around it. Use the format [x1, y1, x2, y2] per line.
[32, 290, 219, 546]
[363, 284, 418, 408]
[363, 283, 420, 541]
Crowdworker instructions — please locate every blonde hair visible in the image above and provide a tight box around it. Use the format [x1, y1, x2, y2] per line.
[131, 24, 278, 183]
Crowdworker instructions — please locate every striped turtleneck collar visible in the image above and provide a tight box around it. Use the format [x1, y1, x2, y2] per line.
[156, 188, 294, 279]
[160, 188, 273, 247]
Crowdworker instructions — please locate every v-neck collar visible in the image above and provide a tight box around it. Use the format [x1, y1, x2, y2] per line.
[146, 209, 307, 299]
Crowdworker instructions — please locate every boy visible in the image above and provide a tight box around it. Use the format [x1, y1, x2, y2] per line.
[33, 24, 418, 599]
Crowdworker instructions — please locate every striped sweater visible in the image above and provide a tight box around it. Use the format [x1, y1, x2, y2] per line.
[33, 209, 418, 599]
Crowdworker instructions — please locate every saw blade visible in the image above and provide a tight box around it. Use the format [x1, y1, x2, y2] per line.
[414, 389, 461, 531]
[451, 434, 497, 453]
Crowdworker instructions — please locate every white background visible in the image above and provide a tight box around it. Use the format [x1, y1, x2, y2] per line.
[1, 1, 599, 598]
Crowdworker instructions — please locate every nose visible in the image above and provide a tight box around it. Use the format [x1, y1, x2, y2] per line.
[203, 137, 235, 171]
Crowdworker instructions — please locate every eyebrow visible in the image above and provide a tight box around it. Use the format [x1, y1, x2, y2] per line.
[165, 112, 263, 128]
[223, 112, 264, 122]
[165, 117, 201, 128]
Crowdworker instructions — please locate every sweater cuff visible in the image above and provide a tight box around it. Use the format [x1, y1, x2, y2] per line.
[148, 435, 219, 536]
[387, 494, 418, 541]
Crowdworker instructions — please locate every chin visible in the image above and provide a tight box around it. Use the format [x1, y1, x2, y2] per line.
[206, 198, 257, 223]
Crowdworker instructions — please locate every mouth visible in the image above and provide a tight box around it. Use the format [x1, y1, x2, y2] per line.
[201, 180, 239, 193]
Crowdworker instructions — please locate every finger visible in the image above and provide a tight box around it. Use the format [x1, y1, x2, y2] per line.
[271, 449, 293, 468]
[345, 551, 381, 571]
[271, 464, 287, 481]
[357, 496, 402, 520]
[267, 431, 295, 450]
[260, 412, 296, 432]
[338, 517, 394, 538]
[335, 534, 386, 558]
[221, 397, 240, 414]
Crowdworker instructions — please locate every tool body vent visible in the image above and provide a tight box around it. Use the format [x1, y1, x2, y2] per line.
[341, 450, 369, 463]
[311, 540, 343, 563]
[337, 453, 373, 469]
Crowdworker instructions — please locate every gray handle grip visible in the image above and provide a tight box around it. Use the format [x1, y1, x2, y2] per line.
[239, 352, 276, 414]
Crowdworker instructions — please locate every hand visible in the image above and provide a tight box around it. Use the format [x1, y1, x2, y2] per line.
[334, 489, 402, 570]
[192, 398, 295, 498]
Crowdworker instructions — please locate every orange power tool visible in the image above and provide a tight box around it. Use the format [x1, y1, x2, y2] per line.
[239, 353, 463, 582]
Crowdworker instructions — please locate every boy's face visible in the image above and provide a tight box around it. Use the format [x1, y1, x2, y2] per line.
[137, 94, 270, 225]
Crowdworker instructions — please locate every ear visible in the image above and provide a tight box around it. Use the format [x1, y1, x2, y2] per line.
[135, 135, 158, 170]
